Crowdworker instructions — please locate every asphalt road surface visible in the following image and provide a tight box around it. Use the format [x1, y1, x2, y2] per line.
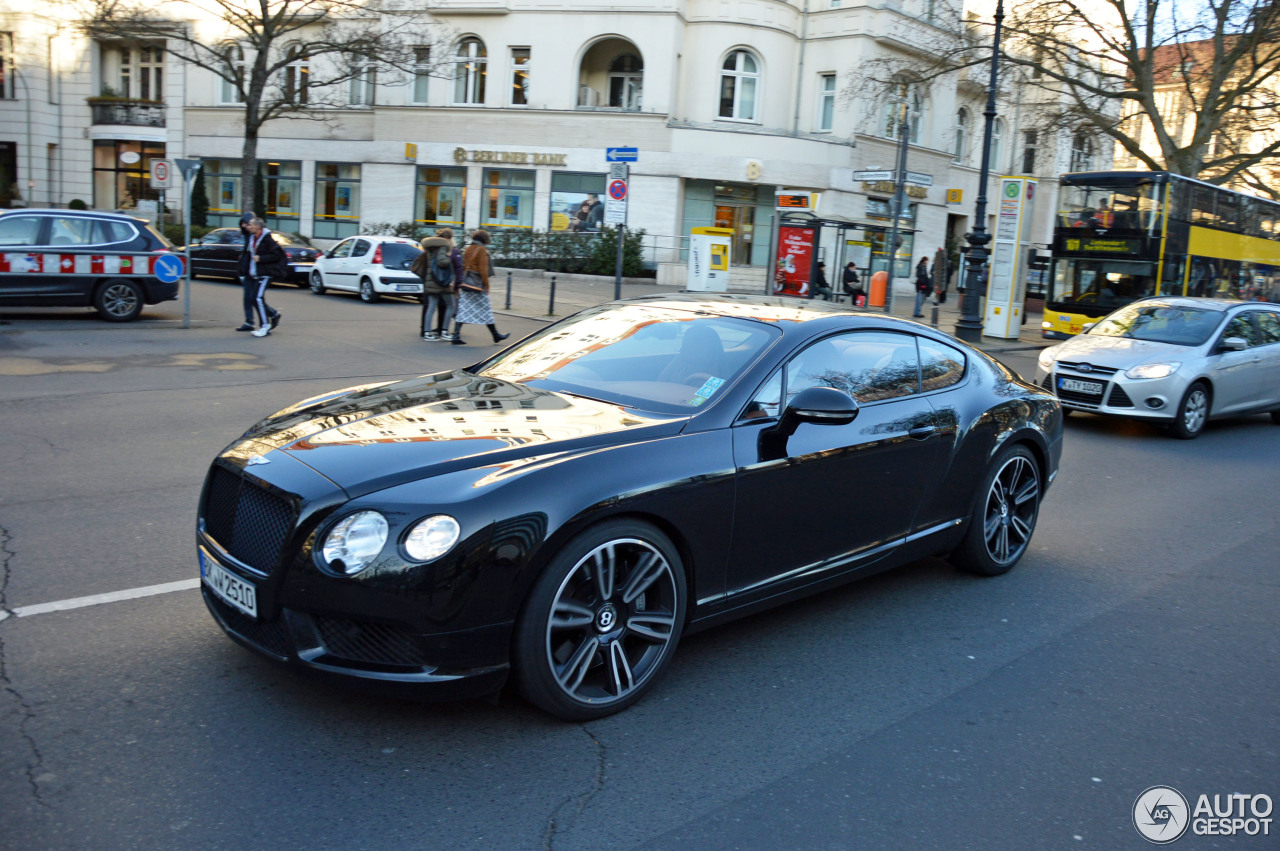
[2, 282, 1277, 850]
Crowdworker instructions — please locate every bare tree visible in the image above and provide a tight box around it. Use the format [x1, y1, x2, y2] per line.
[848, 0, 1280, 195]
[81, 0, 452, 211]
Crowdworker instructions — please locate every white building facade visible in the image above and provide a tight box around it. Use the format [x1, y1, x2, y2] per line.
[0, 0, 1113, 289]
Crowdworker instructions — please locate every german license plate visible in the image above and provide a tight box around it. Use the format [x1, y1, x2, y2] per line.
[1058, 377, 1103, 396]
[395, 284, 421, 292]
[200, 551, 258, 618]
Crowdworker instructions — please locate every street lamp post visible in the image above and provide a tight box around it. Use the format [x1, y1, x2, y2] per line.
[885, 98, 911, 314]
[954, 0, 1006, 343]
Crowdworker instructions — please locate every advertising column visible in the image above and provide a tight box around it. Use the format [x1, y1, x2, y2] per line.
[984, 177, 1038, 339]
[774, 225, 816, 298]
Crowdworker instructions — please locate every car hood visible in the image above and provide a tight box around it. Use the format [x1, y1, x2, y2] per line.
[1049, 334, 1190, 369]
[225, 371, 686, 496]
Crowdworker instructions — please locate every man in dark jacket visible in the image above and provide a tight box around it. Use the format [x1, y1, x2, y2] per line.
[811, 261, 832, 300]
[234, 212, 259, 332]
[243, 217, 285, 337]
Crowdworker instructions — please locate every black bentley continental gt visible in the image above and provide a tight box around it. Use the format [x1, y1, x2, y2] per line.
[198, 294, 1063, 720]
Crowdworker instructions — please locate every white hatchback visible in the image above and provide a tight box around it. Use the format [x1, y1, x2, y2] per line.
[309, 236, 424, 302]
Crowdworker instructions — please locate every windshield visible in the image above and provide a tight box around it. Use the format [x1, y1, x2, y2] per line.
[1050, 257, 1156, 309]
[476, 304, 781, 414]
[1059, 180, 1162, 235]
[1089, 303, 1224, 346]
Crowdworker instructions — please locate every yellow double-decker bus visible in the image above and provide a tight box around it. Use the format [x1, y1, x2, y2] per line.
[1043, 171, 1280, 338]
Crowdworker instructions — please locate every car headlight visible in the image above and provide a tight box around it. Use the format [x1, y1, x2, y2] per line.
[404, 515, 461, 562]
[1037, 348, 1057, 369]
[1125, 362, 1180, 380]
[321, 510, 389, 575]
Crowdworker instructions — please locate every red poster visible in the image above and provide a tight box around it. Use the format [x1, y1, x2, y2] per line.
[774, 226, 814, 298]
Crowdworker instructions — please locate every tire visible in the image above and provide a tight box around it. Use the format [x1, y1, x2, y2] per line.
[310, 270, 326, 295]
[94, 279, 144, 322]
[1170, 382, 1210, 439]
[952, 444, 1042, 577]
[359, 279, 380, 303]
[513, 519, 687, 721]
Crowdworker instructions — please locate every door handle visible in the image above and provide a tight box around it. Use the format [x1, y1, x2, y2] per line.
[908, 425, 936, 440]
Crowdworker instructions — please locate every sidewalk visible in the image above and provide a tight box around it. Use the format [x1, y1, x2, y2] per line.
[490, 266, 1052, 354]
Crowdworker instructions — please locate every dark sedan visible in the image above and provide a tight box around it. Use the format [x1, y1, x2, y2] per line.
[197, 295, 1064, 719]
[186, 228, 320, 285]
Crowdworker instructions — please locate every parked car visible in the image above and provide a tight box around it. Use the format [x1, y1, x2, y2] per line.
[1035, 296, 1280, 438]
[0, 207, 178, 321]
[197, 294, 1063, 720]
[185, 228, 319, 285]
[308, 235, 424, 302]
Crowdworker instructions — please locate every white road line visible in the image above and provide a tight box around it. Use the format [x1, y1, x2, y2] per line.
[6, 579, 201, 620]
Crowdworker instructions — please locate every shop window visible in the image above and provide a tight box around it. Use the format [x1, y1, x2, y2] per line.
[481, 168, 534, 232]
[550, 172, 606, 232]
[92, 140, 164, 211]
[262, 161, 301, 229]
[416, 166, 467, 229]
[314, 162, 361, 239]
[719, 50, 759, 121]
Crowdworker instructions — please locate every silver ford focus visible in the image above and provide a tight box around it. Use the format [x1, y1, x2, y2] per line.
[1034, 297, 1280, 438]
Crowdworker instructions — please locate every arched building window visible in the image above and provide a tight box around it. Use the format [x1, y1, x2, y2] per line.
[719, 50, 760, 121]
[453, 37, 487, 105]
[608, 54, 642, 110]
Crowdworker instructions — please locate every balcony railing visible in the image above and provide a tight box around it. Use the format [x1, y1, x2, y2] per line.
[89, 99, 166, 127]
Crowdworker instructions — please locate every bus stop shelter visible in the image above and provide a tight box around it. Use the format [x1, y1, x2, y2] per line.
[771, 210, 917, 303]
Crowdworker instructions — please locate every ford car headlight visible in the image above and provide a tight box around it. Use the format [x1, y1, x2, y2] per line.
[404, 515, 461, 562]
[322, 510, 389, 575]
[1125, 362, 1180, 380]
[1037, 348, 1058, 369]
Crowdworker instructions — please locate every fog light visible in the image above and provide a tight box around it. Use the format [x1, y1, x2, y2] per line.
[1145, 397, 1165, 409]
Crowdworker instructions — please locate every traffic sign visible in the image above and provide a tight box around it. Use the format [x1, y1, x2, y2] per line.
[609, 163, 629, 181]
[608, 179, 628, 201]
[853, 170, 895, 182]
[150, 159, 176, 190]
[606, 147, 639, 162]
[174, 157, 201, 179]
[154, 253, 185, 284]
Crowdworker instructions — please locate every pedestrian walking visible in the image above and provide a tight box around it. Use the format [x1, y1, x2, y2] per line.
[234, 211, 260, 332]
[913, 255, 932, 317]
[416, 227, 464, 341]
[243, 217, 285, 337]
[452, 229, 509, 346]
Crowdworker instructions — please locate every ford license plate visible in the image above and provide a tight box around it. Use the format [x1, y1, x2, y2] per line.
[200, 551, 258, 618]
[1058, 377, 1103, 396]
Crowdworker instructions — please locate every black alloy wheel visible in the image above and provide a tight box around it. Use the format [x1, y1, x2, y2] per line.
[310, 270, 326, 294]
[953, 444, 1041, 576]
[94, 279, 144, 322]
[359, 279, 380, 303]
[514, 520, 686, 720]
[1170, 382, 1210, 439]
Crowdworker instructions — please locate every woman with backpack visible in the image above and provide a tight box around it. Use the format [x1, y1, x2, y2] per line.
[417, 228, 465, 341]
[452, 229, 509, 346]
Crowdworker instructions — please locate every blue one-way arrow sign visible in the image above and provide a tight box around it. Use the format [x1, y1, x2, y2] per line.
[606, 147, 639, 162]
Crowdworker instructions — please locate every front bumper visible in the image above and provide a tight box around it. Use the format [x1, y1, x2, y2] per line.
[1035, 364, 1188, 422]
[198, 539, 511, 700]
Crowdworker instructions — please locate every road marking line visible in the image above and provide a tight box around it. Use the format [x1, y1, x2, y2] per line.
[7, 579, 201, 620]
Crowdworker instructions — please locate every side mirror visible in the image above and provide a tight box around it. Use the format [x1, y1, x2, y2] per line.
[777, 386, 859, 439]
[1220, 336, 1248, 352]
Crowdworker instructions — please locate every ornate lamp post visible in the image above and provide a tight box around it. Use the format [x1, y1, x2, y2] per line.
[954, 0, 1006, 343]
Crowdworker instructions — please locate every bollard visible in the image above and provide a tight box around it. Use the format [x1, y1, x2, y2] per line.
[505, 270, 512, 310]
[931, 304, 940, 328]
[548, 275, 557, 316]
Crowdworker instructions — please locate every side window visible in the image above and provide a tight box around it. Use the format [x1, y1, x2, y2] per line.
[49, 217, 97, 246]
[330, 240, 355, 259]
[218, 230, 244, 245]
[1222, 314, 1259, 346]
[742, 369, 782, 420]
[353, 239, 372, 256]
[918, 337, 967, 391]
[0, 215, 44, 246]
[1255, 311, 1280, 344]
[786, 331, 920, 405]
[94, 220, 136, 245]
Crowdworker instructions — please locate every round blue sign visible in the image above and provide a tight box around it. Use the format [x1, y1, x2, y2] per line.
[154, 253, 185, 284]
